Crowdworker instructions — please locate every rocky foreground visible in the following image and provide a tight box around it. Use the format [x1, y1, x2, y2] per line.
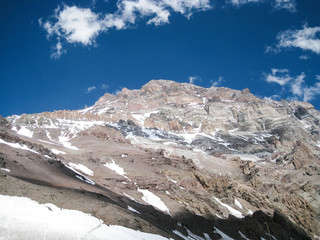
[1, 80, 320, 239]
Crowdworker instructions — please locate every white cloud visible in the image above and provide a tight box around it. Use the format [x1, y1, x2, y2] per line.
[211, 76, 224, 87]
[228, 0, 296, 12]
[41, 1, 211, 58]
[264, 69, 320, 102]
[273, 0, 296, 12]
[188, 76, 200, 84]
[229, 0, 261, 6]
[87, 86, 97, 94]
[264, 68, 291, 86]
[275, 25, 320, 55]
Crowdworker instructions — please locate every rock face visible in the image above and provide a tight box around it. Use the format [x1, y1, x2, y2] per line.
[1, 79, 320, 239]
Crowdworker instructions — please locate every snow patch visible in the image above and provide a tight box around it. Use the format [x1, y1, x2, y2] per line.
[16, 126, 33, 138]
[0, 194, 171, 240]
[234, 199, 243, 209]
[104, 159, 126, 177]
[64, 163, 95, 185]
[51, 149, 66, 155]
[213, 197, 244, 218]
[68, 162, 93, 176]
[127, 206, 141, 214]
[0, 168, 10, 172]
[214, 227, 234, 240]
[138, 188, 170, 213]
[239, 231, 250, 240]
[58, 135, 79, 150]
[0, 138, 39, 155]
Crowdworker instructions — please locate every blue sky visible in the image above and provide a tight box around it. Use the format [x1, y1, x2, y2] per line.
[1, 0, 320, 117]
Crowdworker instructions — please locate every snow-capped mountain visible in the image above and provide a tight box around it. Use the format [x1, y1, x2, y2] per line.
[1, 80, 319, 239]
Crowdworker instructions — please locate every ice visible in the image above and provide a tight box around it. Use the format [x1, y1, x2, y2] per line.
[0, 138, 39, 155]
[16, 126, 33, 138]
[104, 159, 126, 176]
[204, 233, 212, 240]
[51, 148, 66, 155]
[234, 199, 243, 209]
[173, 229, 210, 240]
[186, 228, 206, 240]
[127, 206, 141, 214]
[138, 188, 170, 213]
[266, 233, 277, 240]
[214, 227, 234, 240]
[213, 197, 244, 218]
[239, 231, 250, 240]
[0, 194, 171, 240]
[69, 162, 93, 176]
[0, 168, 10, 172]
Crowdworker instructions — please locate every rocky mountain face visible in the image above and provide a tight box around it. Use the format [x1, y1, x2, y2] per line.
[1, 80, 320, 239]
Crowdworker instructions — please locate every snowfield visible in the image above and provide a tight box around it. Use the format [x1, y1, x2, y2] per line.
[0, 194, 172, 240]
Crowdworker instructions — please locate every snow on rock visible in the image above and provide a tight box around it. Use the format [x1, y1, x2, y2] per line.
[16, 126, 33, 138]
[138, 188, 170, 213]
[0, 138, 39, 155]
[213, 197, 244, 218]
[68, 162, 93, 176]
[0, 194, 171, 240]
[104, 159, 126, 176]
[51, 148, 66, 155]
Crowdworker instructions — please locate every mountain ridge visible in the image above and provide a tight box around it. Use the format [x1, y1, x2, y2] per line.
[1, 79, 319, 239]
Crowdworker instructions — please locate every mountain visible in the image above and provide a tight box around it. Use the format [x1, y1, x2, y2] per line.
[1, 79, 319, 239]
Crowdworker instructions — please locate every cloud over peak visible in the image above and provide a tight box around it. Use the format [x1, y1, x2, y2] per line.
[264, 69, 320, 102]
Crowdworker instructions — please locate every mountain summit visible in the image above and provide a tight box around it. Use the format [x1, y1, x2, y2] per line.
[1, 80, 319, 239]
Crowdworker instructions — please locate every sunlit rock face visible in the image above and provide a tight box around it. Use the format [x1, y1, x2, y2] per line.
[1, 80, 319, 240]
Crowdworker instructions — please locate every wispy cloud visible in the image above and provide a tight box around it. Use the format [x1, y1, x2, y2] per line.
[264, 68, 291, 86]
[268, 25, 320, 55]
[101, 84, 109, 90]
[263, 94, 281, 101]
[299, 55, 310, 60]
[40, 0, 211, 58]
[211, 76, 224, 87]
[272, 0, 296, 12]
[264, 69, 320, 102]
[228, 0, 296, 12]
[188, 75, 201, 84]
[87, 86, 97, 94]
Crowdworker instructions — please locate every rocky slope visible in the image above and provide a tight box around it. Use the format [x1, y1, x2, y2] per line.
[1, 80, 320, 239]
